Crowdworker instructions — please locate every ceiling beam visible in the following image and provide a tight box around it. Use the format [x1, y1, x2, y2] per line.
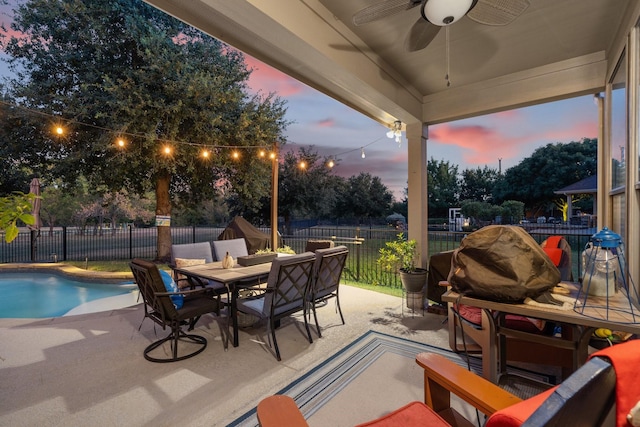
[422, 52, 607, 124]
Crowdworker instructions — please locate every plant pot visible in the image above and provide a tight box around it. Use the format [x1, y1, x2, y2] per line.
[399, 268, 427, 292]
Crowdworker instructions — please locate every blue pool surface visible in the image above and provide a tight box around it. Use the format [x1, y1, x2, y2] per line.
[0, 272, 136, 318]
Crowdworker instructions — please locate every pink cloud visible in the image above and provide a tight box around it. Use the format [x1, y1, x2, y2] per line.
[243, 56, 306, 97]
[316, 118, 335, 128]
[430, 123, 522, 164]
[429, 117, 598, 168]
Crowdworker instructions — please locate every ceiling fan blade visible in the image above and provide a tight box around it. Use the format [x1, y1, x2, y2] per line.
[405, 18, 440, 52]
[467, 0, 530, 26]
[352, 0, 421, 26]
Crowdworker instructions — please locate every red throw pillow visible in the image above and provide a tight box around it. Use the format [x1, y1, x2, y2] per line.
[354, 401, 449, 427]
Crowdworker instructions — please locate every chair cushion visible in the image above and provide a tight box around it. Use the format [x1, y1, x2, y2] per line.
[354, 401, 449, 427]
[212, 238, 249, 260]
[159, 270, 184, 309]
[171, 242, 214, 263]
[174, 258, 206, 289]
[486, 387, 556, 427]
[237, 297, 266, 318]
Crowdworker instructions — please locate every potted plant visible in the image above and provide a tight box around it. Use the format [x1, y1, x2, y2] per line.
[377, 233, 427, 293]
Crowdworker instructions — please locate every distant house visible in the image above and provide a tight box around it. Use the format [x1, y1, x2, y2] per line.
[554, 175, 597, 219]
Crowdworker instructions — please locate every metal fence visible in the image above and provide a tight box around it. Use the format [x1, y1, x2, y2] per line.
[1, 225, 593, 288]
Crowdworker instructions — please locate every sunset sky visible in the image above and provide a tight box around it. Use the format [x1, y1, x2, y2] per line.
[0, 1, 599, 200]
[244, 56, 599, 200]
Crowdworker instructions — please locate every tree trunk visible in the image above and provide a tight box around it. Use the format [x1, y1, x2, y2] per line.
[156, 171, 172, 262]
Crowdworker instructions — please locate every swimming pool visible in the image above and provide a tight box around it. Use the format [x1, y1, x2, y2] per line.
[0, 272, 138, 318]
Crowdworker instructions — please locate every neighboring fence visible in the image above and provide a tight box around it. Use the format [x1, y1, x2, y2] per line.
[1, 225, 593, 289]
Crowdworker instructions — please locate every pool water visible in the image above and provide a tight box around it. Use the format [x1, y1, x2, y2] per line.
[0, 272, 137, 318]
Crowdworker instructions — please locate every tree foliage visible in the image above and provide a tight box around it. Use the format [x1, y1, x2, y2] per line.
[336, 172, 393, 224]
[460, 166, 499, 202]
[0, 0, 288, 260]
[493, 139, 597, 214]
[0, 193, 35, 242]
[276, 147, 343, 233]
[427, 158, 459, 217]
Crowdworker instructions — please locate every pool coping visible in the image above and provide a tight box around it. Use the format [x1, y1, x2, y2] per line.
[0, 263, 134, 282]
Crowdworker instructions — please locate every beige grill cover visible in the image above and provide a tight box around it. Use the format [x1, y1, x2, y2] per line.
[448, 225, 560, 303]
[218, 216, 276, 254]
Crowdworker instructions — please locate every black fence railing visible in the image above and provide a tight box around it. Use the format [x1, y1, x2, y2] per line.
[1, 225, 593, 289]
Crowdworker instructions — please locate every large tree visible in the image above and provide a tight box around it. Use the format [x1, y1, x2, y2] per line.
[493, 139, 597, 215]
[460, 165, 499, 203]
[275, 147, 342, 233]
[0, 0, 288, 260]
[335, 172, 393, 225]
[427, 158, 460, 218]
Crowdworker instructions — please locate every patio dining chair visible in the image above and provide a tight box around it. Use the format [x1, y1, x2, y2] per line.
[212, 237, 249, 260]
[170, 241, 231, 303]
[236, 252, 316, 361]
[130, 258, 224, 362]
[307, 246, 348, 337]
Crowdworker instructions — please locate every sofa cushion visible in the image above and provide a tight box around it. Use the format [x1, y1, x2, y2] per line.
[354, 401, 449, 427]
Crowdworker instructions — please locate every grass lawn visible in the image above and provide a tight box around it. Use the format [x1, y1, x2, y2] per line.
[64, 261, 404, 298]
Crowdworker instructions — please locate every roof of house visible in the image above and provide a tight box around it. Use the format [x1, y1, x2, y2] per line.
[554, 175, 597, 195]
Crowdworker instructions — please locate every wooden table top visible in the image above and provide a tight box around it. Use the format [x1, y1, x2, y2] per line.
[442, 282, 640, 335]
[174, 261, 272, 284]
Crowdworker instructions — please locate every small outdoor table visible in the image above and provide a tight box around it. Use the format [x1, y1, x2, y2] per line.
[442, 282, 640, 383]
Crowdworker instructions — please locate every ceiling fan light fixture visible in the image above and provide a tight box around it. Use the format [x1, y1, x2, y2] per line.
[422, 0, 473, 26]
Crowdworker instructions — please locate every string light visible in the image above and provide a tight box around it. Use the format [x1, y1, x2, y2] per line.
[0, 100, 395, 168]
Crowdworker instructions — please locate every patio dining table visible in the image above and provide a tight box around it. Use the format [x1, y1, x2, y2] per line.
[174, 261, 272, 347]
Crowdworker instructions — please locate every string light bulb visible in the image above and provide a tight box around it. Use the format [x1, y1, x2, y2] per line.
[386, 120, 403, 146]
[361, 147, 366, 159]
[163, 146, 172, 155]
[232, 151, 240, 160]
[201, 149, 210, 159]
[299, 160, 307, 169]
[54, 125, 64, 136]
[327, 159, 335, 168]
[116, 138, 126, 148]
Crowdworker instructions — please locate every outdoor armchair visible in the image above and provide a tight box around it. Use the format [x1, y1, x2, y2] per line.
[257, 339, 640, 427]
[445, 235, 579, 383]
[236, 252, 316, 361]
[130, 258, 224, 362]
[307, 245, 348, 337]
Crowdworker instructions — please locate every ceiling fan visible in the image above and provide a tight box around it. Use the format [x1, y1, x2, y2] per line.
[353, 0, 530, 52]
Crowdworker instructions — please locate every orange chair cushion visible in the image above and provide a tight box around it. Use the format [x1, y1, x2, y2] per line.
[542, 235, 564, 266]
[354, 401, 449, 427]
[485, 387, 557, 427]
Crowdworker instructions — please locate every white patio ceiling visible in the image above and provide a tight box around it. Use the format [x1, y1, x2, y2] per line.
[144, 0, 633, 129]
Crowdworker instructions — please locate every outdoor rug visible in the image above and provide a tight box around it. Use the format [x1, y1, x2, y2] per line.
[228, 330, 552, 427]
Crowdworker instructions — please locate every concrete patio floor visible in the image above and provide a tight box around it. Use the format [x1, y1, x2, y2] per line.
[0, 283, 451, 427]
